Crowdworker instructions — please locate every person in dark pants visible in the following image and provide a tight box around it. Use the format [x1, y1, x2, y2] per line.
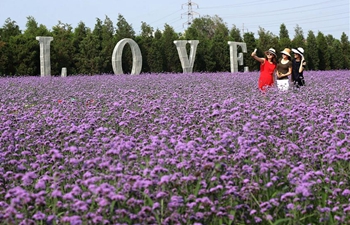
[291, 47, 306, 88]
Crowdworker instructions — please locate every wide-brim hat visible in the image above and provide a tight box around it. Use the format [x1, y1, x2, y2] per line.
[281, 48, 291, 57]
[292, 47, 304, 57]
[265, 48, 276, 57]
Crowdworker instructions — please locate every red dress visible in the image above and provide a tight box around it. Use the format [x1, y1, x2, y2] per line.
[258, 60, 276, 91]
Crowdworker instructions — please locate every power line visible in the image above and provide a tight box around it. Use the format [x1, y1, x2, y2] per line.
[219, 2, 348, 19]
[199, 0, 338, 10]
[246, 12, 349, 27]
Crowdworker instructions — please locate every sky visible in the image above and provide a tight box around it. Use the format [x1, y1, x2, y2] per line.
[0, 0, 349, 40]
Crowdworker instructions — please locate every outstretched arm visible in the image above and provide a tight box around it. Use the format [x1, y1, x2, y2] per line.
[251, 51, 265, 63]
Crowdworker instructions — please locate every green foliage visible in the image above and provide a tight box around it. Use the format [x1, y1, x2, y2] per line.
[161, 24, 181, 73]
[305, 31, 319, 70]
[77, 31, 103, 75]
[229, 25, 243, 42]
[9, 16, 51, 75]
[98, 16, 115, 74]
[257, 27, 278, 56]
[329, 39, 343, 70]
[0, 18, 21, 41]
[243, 32, 258, 71]
[0, 15, 348, 75]
[211, 22, 230, 72]
[187, 15, 217, 40]
[71, 22, 89, 74]
[317, 31, 331, 70]
[340, 32, 350, 69]
[9, 35, 40, 75]
[291, 24, 305, 49]
[51, 22, 75, 75]
[279, 23, 289, 39]
[147, 29, 164, 73]
[0, 18, 21, 75]
[137, 22, 154, 73]
[115, 14, 135, 41]
[115, 14, 136, 74]
[278, 24, 291, 53]
[185, 21, 215, 72]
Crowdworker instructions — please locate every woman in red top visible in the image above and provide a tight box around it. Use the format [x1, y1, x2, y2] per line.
[251, 48, 277, 91]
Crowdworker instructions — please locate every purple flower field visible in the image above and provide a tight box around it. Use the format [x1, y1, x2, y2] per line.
[0, 71, 349, 225]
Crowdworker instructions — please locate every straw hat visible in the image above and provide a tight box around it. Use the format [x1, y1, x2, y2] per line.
[281, 48, 291, 57]
[292, 47, 304, 57]
[265, 48, 276, 57]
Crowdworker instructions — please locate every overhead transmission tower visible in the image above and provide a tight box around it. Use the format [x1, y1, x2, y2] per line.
[242, 23, 249, 35]
[181, 0, 200, 28]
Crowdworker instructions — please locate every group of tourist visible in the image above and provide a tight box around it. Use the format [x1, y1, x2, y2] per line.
[251, 47, 306, 91]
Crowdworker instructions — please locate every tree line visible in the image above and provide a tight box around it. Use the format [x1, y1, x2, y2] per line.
[0, 14, 349, 76]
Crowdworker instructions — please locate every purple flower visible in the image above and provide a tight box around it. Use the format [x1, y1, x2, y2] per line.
[254, 216, 262, 223]
[32, 211, 46, 220]
[265, 214, 273, 221]
[156, 191, 168, 199]
[63, 192, 74, 201]
[61, 215, 82, 225]
[295, 184, 311, 197]
[281, 192, 296, 201]
[159, 175, 171, 184]
[97, 197, 109, 207]
[35, 179, 46, 190]
[51, 189, 62, 198]
[168, 195, 184, 208]
[22, 172, 38, 186]
[341, 189, 350, 196]
[287, 203, 294, 210]
[250, 209, 257, 215]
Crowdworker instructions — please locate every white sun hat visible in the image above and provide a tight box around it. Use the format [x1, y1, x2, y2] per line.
[292, 47, 304, 57]
[265, 48, 277, 57]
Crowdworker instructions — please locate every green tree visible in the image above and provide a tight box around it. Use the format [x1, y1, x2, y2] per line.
[328, 39, 343, 70]
[305, 30, 319, 70]
[257, 27, 278, 57]
[279, 23, 291, 51]
[186, 15, 217, 40]
[0, 18, 22, 75]
[184, 17, 216, 71]
[228, 25, 246, 71]
[229, 25, 243, 42]
[75, 17, 113, 75]
[136, 21, 154, 73]
[325, 35, 338, 69]
[184, 26, 214, 72]
[211, 21, 230, 71]
[148, 29, 164, 72]
[115, 14, 136, 74]
[243, 32, 258, 71]
[99, 16, 115, 73]
[13, 16, 51, 75]
[51, 21, 74, 75]
[291, 24, 305, 49]
[340, 32, 350, 69]
[316, 31, 330, 70]
[161, 24, 181, 72]
[77, 30, 101, 74]
[0, 18, 21, 40]
[72, 21, 89, 74]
